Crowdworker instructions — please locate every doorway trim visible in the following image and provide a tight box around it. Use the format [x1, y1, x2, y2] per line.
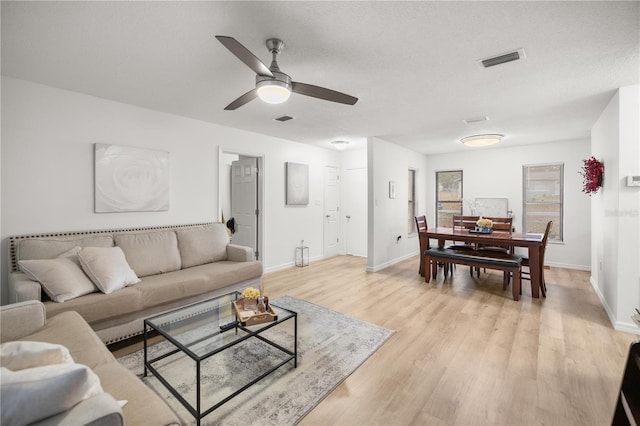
[218, 147, 264, 262]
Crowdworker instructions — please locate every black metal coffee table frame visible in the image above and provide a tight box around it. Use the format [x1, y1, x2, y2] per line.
[143, 293, 297, 426]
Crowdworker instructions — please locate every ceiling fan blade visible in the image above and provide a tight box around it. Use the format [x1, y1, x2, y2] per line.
[224, 89, 258, 110]
[215, 35, 273, 78]
[291, 82, 358, 105]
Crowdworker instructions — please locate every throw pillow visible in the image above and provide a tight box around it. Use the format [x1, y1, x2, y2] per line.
[18, 247, 98, 302]
[0, 341, 74, 371]
[78, 246, 140, 294]
[0, 363, 103, 426]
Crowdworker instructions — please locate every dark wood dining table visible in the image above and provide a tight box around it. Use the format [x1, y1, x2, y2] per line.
[424, 227, 545, 298]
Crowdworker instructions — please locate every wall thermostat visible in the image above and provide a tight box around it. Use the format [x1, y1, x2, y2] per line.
[627, 175, 640, 187]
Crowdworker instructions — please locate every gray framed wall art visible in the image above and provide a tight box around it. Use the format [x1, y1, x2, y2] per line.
[94, 143, 170, 213]
[286, 162, 309, 206]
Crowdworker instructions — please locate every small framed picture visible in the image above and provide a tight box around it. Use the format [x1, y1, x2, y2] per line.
[389, 181, 397, 199]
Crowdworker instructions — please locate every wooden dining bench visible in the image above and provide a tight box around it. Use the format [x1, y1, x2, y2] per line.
[424, 247, 523, 301]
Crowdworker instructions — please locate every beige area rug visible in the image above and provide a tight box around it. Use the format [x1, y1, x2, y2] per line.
[118, 296, 394, 425]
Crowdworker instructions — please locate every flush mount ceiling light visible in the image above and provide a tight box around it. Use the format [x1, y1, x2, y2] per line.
[331, 140, 350, 150]
[460, 134, 504, 147]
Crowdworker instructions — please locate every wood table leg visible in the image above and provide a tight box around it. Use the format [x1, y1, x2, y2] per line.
[528, 246, 541, 298]
[425, 255, 431, 283]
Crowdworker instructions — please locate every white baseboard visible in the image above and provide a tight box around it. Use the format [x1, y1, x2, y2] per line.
[366, 252, 417, 273]
[546, 261, 590, 271]
[590, 276, 640, 335]
[263, 254, 325, 274]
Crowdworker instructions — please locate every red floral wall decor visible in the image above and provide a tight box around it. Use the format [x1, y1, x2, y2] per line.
[580, 156, 604, 195]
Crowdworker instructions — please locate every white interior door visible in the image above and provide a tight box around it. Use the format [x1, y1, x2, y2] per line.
[346, 168, 367, 257]
[231, 158, 258, 257]
[324, 166, 340, 257]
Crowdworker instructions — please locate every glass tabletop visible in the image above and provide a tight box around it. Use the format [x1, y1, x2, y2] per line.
[145, 291, 296, 359]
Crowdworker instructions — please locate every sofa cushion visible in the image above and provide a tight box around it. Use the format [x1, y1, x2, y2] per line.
[0, 363, 104, 426]
[94, 363, 179, 426]
[0, 341, 74, 371]
[78, 247, 141, 294]
[44, 289, 142, 334]
[135, 260, 263, 309]
[18, 247, 98, 303]
[18, 311, 115, 370]
[17, 235, 114, 262]
[175, 223, 229, 268]
[114, 231, 181, 277]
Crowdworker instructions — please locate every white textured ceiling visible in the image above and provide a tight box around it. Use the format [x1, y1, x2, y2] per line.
[2, 1, 639, 154]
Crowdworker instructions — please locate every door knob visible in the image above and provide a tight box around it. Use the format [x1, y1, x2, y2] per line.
[346, 215, 351, 219]
[326, 214, 330, 218]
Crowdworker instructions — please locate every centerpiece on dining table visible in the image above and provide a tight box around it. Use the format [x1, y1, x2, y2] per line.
[471, 217, 493, 234]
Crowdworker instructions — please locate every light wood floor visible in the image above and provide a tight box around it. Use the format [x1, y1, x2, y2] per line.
[263, 255, 636, 426]
[111, 255, 637, 425]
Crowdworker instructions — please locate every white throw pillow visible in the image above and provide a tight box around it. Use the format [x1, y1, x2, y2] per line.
[0, 363, 104, 426]
[18, 247, 98, 302]
[78, 246, 140, 294]
[0, 341, 74, 371]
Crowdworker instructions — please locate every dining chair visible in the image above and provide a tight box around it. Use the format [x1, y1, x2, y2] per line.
[473, 216, 514, 280]
[414, 215, 429, 276]
[520, 220, 553, 297]
[416, 215, 452, 279]
[450, 215, 479, 277]
[476, 216, 514, 254]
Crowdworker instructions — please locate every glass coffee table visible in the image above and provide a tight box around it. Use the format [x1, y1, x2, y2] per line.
[144, 292, 297, 426]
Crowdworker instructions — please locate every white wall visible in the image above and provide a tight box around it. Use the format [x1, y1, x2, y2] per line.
[368, 137, 429, 272]
[425, 139, 591, 270]
[591, 85, 640, 333]
[0, 77, 341, 303]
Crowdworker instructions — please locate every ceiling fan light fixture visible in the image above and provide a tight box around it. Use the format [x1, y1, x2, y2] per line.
[256, 80, 291, 104]
[460, 134, 504, 147]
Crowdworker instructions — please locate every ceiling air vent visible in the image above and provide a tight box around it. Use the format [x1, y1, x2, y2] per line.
[463, 116, 489, 124]
[479, 48, 526, 68]
[274, 115, 294, 122]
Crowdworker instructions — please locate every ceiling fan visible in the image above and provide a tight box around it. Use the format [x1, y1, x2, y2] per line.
[215, 35, 359, 110]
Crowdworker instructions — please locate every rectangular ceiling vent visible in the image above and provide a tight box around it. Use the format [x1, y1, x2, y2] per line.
[274, 115, 294, 122]
[479, 48, 526, 68]
[463, 116, 489, 124]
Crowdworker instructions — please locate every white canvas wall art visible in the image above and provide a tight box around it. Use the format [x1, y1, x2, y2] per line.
[286, 162, 309, 205]
[95, 143, 170, 213]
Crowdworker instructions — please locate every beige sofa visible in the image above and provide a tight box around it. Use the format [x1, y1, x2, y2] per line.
[0, 300, 180, 426]
[8, 223, 262, 344]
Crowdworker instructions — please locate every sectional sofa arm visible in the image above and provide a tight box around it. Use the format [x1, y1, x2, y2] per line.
[9, 272, 42, 303]
[227, 244, 255, 262]
[0, 300, 47, 342]
[33, 393, 124, 426]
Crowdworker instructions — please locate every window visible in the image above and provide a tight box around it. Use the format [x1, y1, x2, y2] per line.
[523, 163, 563, 241]
[436, 170, 463, 227]
[408, 169, 416, 234]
